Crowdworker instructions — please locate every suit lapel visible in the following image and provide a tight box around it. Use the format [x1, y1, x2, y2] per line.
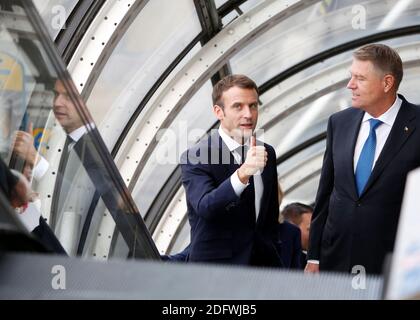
[361, 98, 416, 196]
[344, 109, 364, 199]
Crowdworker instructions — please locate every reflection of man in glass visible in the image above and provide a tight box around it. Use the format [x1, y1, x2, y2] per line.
[0, 156, 33, 209]
[12, 77, 128, 256]
[50, 79, 100, 255]
[12, 79, 86, 184]
[9, 121, 66, 254]
[10, 78, 91, 255]
[53, 79, 85, 135]
[13, 78, 94, 184]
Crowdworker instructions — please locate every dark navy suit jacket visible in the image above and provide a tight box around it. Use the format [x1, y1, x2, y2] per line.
[163, 222, 302, 269]
[308, 95, 420, 274]
[277, 221, 302, 269]
[180, 131, 282, 267]
[32, 216, 66, 254]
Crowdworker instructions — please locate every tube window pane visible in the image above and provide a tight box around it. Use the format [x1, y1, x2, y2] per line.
[231, 0, 420, 85]
[86, 0, 201, 151]
[33, 0, 78, 40]
[131, 81, 214, 216]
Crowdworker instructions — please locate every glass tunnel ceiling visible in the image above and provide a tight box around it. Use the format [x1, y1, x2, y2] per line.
[33, 0, 78, 40]
[31, 0, 420, 256]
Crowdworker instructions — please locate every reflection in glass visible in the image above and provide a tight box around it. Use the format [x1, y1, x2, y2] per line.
[33, 0, 78, 40]
[0, 0, 159, 260]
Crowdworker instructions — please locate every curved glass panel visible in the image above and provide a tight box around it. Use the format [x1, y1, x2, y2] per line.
[131, 81, 214, 217]
[0, 0, 159, 259]
[264, 90, 343, 157]
[277, 141, 325, 207]
[260, 33, 420, 110]
[231, 0, 420, 85]
[215, 0, 229, 8]
[221, 0, 266, 27]
[271, 48, 420, 206]
[261, 35, 420, 158]
[33, 0, 78, 40]
[277, 140, 326, 178]
[86, 0, 201, 150]
[283, 174, 320, 206]
[169, 217, 190, 255]
[239, 0, 265, 13]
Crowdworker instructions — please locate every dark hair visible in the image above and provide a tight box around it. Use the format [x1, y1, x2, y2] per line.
[353, 43, 403, 90]
[212, 74, 258, 108]
[281, 202, 313, 225]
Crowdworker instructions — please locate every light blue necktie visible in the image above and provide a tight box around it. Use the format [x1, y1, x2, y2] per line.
[355, 118, 383, 196]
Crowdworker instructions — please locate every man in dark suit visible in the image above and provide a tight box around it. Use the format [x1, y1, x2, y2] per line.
[281, 202, 313, 269]
[162, 223, 302, 268]
[180, 74, 282, 267]
[51, 78, 124, 256]
[161, 244, 190, 262]
[9, 78, 92, 255]
[11, 78, 102, 255]
[276, 220, 302, 269]
[306, 44, 420, 275]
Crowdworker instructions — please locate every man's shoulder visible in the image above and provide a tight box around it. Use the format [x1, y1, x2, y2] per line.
[279, 221, 301, 235]
[400, 95, 420, 114]
[330, 107, 360, 122]
[278, 221, 301, 245]
[392, 95, 420, 127]
[180, 133, 216, 165]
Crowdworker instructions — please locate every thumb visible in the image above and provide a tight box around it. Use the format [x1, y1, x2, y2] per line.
[251, 135, 256, 147]
[28, 122, 33, 136]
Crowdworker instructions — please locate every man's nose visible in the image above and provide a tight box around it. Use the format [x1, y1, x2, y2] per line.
[54, 95, 65, 106]
[242, 105, 253, 118]
[347, 77, 356, 89]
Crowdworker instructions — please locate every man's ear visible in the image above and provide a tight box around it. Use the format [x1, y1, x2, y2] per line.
[383, 74, 395, 93]
[213, 105, 224, 120]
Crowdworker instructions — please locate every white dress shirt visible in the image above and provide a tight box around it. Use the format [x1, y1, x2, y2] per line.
[32, 123, 95, 180]
[218, 127, 263, 220]
[68, 125, 90, 143]
[308, 96, 402, 266]
[33, 155, 49, 180]
[353, 96, 402, 171]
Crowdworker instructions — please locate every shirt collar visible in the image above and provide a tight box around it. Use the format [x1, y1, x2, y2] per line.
[362, 96, 402, 126]
[68, 123, 95, 142]
[218, 126, 249, 151]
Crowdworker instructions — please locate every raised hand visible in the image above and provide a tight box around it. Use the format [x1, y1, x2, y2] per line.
[12, 122, 37, 168]
[237, 135, 267, 183]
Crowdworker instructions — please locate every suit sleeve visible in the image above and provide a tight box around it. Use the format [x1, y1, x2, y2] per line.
[308, 116, 335, 261]
[180, 150, 239, 221]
